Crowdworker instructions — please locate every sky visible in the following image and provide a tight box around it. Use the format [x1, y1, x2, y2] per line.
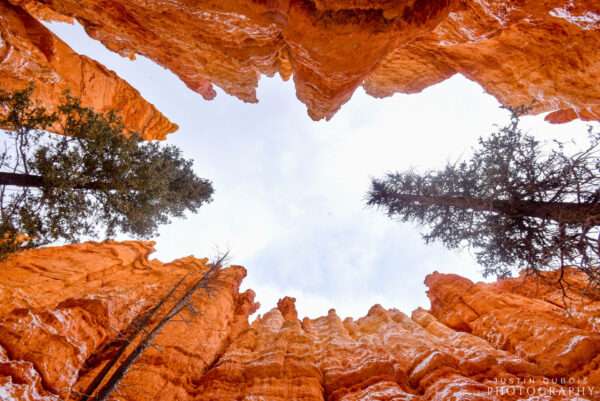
[46, 21, 598, 320]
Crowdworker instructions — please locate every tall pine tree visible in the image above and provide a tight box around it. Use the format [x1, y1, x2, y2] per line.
[0, 87, 213, 257]
[368, 113, 600, 289]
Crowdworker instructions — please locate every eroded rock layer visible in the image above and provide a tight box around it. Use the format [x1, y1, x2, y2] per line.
[1, 242, 599, 400]
[0, 241, 258, 401]
[0, 0, 177, 139]
[6, 0, 600, 123]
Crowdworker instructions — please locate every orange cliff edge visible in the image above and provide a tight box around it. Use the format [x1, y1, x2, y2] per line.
[0, 1, 177, 140]
[0, 241, 599, 401]
[3, 0, 600, 124]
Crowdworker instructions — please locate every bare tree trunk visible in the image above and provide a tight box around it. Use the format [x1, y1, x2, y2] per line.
[89, 263, 222, 401]
[79, 273, 192, 401]
[390, 194, 600, 225]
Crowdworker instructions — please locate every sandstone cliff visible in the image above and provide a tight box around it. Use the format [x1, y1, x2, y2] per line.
[1, 241, 599, 400]
[5, 0, 600, 123]
[0, 0, 177, 139]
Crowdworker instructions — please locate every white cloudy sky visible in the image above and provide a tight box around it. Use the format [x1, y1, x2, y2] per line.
[47, 22, 598, 320]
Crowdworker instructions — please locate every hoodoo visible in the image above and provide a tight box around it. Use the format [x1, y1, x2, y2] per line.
[1, 0, 599, 133]
[1, 1, 599, 400]
[0, 1, 177, 139]
[0, 242, 598, 400]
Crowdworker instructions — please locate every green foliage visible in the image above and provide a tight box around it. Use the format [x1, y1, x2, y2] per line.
[368, 112, 600, 288]
[0, 87, 213, 257]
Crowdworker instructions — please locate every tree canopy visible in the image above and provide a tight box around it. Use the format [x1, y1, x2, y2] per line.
[368, 113, 600, 290]
[0, 87, 213, 257]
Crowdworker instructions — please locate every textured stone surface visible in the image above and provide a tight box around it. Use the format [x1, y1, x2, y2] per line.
[0, 0, 177, 139]
[426, 269, 600, 386]
[6, 0, 600, 122]
[1, 242, 599, 400]
[0, 242, 258, 400]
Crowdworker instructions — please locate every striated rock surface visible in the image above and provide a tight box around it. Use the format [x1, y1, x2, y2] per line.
[1, 242, 600, 400]
[0, 241, 258, 401]
[426, 269, 600, 386]
[0, 0, 177, 139]
[5, 0, 600, 122]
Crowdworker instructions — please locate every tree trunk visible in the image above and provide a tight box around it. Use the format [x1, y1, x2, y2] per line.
[392, 194, 600, 225]
[92, 266, 219, 401]
[79, 273, 192, 401]
[0, 172, 44, 188]
[0, 172, 106, 191]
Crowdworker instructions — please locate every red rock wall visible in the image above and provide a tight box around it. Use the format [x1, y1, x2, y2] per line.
[426, 269, 600, 385]
[0, 0, 177, 139]
[1, 242, 599, 400]
[6, 0, 600, 123]
[0, 242, 257, 400]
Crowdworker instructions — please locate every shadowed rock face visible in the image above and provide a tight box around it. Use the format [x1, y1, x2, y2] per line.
[1, 242, 599, 400]
[5, 0, 600, 123]
[0, 0, 177, 139]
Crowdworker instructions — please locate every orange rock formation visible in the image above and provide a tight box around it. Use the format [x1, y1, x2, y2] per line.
[1, 241, 599, 400]
[0, 0, 177, 139]
[4, 0, 600, 123]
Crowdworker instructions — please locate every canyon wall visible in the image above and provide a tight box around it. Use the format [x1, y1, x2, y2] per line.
[0, 0, 177, 139]
[1, 241, 599, 400]
[3, 0, 600, 126]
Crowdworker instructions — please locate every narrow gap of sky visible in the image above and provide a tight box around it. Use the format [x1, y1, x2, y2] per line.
[46, 21, 598, 320]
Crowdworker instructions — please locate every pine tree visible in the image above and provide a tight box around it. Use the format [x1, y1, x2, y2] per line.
[368, 113, 600, 289]
[0, 87, 213, 257]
